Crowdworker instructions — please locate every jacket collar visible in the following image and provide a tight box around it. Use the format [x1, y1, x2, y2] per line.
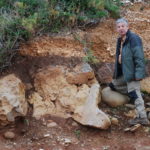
[124, 29, 130, 44]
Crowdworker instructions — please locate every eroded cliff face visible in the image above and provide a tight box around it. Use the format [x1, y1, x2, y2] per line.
[1, 2, 150, 128]
[0, 64, 111, 129]
[29, 64, 111, 129]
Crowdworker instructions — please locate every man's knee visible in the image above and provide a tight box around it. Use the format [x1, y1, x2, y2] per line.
[128, 90, 138, 104]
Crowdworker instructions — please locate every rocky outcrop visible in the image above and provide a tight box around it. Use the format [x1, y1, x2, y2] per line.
[28, 92, 55, 119]
[66, 63, 95, 85]
[0, 74, 28, 126]
[73, 83, 111, 129]
[96, 63, 114, 84]
[29, 63, 111, 129]
[102, 87, 129, 107]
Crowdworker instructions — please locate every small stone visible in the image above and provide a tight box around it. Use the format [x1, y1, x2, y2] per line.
[62, 138, 72, 146]
[47, 122, 58, 127]
[71, 122, 79, 127]
[87, 139, 92, 142]
[64, 138, 71, 144]
[102, 146, 110, 150]
[4, 131, 15, 139]
[124, 124, 141, 132]
[146, 102, 150, 106]
[143, 127, 150, 133]
[111, 117, 119, 125]
[124, 127, 131, 132]
[146, 108, 150, 112]
[124, 110, 136, 118]
[130, 124, 141, 132]
[42, 122, 47, 126]
[44, 134, 50, 137]
[125, 104, 135, 109]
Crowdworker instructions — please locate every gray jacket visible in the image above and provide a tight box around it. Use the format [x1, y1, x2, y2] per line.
[113, 30, 146, 82]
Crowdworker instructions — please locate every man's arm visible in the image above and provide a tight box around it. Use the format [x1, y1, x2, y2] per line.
[130, 35, 146, 80]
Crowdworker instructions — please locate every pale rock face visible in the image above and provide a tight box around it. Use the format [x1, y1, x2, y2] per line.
[73, 83, 111, 129]
[28, 92, 55, 119]
[0, 74, 28, 126]
[102, 87, 129, 107]
[30, 64, 111, 129]
[33, 66, 78, 117]
[66, 72, 94, 85]
[66, 63, 95, 85]
[140, 77, 150, 94]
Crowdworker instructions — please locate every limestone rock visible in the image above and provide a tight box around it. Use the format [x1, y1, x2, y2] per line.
[140, 77, 150, 94]
[0, 74, 28, 126]
[28, 92, 55, 119]
[33, 66, 78, 117]
[32, 65, 96, 118]
[111, 117, 119, 125]
[73, 83, 111, 129]
[47, 122, 58, 128]
[124, 124, 141, 132]
[66, 72, 94, 85]
[30, 65, 111, 129]
[66, 63, 95, 85]
[4, 131, 15, 139]
[101, 87, 129, 107]
[71, 121, 79, 127]
[124, 110, 136, 118]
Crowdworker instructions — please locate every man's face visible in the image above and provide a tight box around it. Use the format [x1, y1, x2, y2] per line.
[116, 22, 129, 37]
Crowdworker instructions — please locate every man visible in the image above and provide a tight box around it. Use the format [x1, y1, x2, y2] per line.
[109, 18, 149, 125]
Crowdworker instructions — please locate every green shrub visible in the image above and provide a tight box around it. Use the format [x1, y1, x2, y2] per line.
[83, 50, 99, 64]
[105, 0, 120, 18]
[73, 33, 99, 64]
[0, 0, 121, 69]
[0, 8, 29, 67]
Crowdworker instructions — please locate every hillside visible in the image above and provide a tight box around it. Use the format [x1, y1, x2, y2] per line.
[0, 2, 150, 150]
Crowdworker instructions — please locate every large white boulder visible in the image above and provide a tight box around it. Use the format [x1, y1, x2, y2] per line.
[73, 83, 111, 129]
[29, 64, 111, 129]
[0, 74, 28, 126]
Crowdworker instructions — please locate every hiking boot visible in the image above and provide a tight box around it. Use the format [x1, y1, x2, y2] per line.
[128, 117, 150, 126]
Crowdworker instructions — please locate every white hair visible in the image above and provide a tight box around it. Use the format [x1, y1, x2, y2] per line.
[116, 18, 128, 26]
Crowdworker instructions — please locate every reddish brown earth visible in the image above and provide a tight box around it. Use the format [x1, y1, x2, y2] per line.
[0, 2, 150, 150]
[0, 104, 150, 150]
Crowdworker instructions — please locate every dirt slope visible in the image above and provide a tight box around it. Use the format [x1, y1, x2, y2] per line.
[18, 2, 150, 65]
